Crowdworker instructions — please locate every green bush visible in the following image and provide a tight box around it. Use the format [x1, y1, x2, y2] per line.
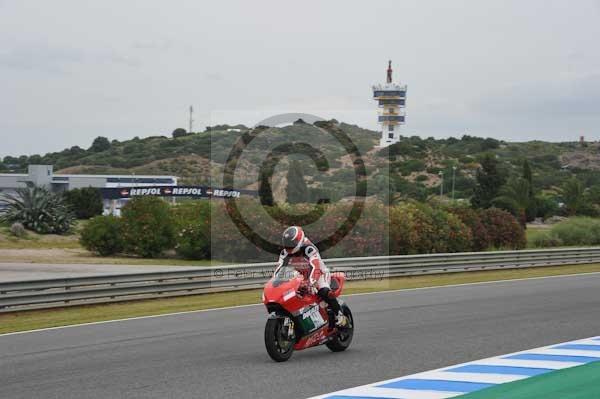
[0, 186, 75, 234]
[425, 206, 473, 253]
[530, 230, 563, 248]
[171, 202, 211, 260]
[479, 208, 526, 249]
[63, 187, 103, 219]
[80, 216, 124, 256]
[447, 206, 491, 251]
[548, 217, 600, 246]
[397, 159, 426, 176]
[390, 202, 472, 255]
[121, 197, 175, 257]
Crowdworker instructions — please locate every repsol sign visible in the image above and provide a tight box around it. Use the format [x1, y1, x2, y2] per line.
[129, 187, 164, 196]
[100, 185, 253, 200]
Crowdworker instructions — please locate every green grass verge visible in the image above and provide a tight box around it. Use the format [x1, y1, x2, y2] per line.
[31, 257, 219, 267]
[0, 248, 220, 266]
[456, 361, 600, 398]
[2, 263, 600, 335]
[0, 223, 83, 249]
[0, 241, 82, 249]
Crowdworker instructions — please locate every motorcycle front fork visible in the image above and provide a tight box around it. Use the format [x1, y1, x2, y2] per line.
[327, 309, 336, 329]
[283, 317, 295, 339]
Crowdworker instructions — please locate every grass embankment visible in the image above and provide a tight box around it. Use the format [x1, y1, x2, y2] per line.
[0, 248, 217, 266]
[0, 223, 82, 250]
[0, 221, 217, 266]
[2, 263, 600, 335]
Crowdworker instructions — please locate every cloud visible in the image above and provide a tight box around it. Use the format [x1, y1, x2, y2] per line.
[0, 44, 84, 73]
[473, 74, 600, 118]
[132, 39, 173, 51]
[0, 43, 140, 74]
[205, 72, 224, 81]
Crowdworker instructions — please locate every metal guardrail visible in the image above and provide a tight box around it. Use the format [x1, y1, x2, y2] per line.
[2, 247, 600, 312]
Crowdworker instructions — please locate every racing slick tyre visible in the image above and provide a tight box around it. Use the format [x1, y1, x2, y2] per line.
[264, 317, 295, 362]
[326, 304, 354, 352]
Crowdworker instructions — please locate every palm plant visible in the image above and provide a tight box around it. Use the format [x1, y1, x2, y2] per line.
[492, 177, 531, 225]
[0, 186, 75, 234]
[493, 177, 531, 212]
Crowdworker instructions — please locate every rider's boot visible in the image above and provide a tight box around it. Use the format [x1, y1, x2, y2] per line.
[318, 287, 346, 328]
[335, 311, 348, 327]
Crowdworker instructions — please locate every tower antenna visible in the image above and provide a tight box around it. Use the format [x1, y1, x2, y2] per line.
[189, 105, 194, 133]
[373, 60, 407, 147]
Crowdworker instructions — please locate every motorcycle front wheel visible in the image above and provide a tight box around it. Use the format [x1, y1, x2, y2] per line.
[264, 317, 295, 362]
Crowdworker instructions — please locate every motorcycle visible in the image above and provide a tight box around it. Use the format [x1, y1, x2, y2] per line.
[262, 264, 354, 362]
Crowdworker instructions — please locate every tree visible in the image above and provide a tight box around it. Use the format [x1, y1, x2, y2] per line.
[3, 156, 19, 165]
[90, 136, 111, 152]
[522, 159, 533, 197]
[560, 178, 585, 215]
[586, 185, 600, 206]
[63, 187, 103, 219]
[28, 154, 43, 164]
[172, 128, 188, 138]
[471, 154, 506, 209]
[286, 160, 309, 204]
[534, 194, 559, 219]
[521, 159, 537, 220]
[258, 171, 274, 206]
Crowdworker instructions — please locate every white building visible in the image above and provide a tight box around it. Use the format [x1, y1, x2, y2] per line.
[373, 61, 407, 147]
[0, 165, 178, 215]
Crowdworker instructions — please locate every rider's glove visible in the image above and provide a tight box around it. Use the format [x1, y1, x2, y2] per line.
[296, 284, 309, 297]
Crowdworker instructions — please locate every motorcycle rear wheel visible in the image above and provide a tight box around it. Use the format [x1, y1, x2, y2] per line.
[326, 305, 354, 352]
[264, 317, 295, 362]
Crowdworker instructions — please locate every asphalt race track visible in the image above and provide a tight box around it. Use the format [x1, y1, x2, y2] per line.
[1, 273, 600, 399]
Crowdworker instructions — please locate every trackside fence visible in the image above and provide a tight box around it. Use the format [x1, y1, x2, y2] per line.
[1, 247, 600, 312]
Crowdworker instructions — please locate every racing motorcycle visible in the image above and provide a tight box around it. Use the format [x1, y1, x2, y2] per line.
[262, 263, 354, 362]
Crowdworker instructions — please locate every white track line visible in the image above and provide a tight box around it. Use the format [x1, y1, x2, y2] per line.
[1, 270, 600, 337]
[411, 371, 525, 384]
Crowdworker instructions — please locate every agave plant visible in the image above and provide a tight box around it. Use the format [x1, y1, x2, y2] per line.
[0, 185, 75, 234]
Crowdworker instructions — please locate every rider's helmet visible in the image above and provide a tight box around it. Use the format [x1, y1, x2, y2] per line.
[282, 226, 305, 254]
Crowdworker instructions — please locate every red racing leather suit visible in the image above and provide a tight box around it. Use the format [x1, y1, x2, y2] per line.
[275, 237, 341, 315]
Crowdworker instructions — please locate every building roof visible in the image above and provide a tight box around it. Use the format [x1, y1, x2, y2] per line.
[54, 174, 178, 179]
[0, 173, 177, 179]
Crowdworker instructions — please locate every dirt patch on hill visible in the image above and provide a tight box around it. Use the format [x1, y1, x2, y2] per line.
[560, 144, 600, 170]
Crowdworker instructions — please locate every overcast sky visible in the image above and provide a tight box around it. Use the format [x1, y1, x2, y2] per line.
[1, 0, 600, 157]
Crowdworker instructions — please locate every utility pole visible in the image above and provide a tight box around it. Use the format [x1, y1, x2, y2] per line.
[189, 106, 194, 133]
[452, 166, 457, 200]
[438, 171, 444, 197]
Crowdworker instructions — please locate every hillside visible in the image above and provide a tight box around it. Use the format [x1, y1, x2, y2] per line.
[2, 121, 599, 201]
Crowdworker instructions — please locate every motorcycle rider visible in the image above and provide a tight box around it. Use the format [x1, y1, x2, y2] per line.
[277, 226, 347, 327]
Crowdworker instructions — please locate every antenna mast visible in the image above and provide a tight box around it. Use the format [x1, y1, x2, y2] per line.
[189, 105, 194, 133]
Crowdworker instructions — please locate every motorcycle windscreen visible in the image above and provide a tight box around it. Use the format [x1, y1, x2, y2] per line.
[272, 265, 302, 287]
